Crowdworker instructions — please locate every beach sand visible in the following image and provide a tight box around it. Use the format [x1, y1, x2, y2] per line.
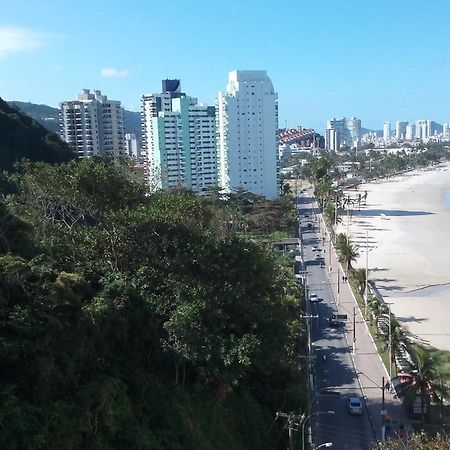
[338, 163, 450, 351]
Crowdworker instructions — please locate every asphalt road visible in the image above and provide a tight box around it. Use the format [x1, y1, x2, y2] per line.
[298, 191, 377, 450]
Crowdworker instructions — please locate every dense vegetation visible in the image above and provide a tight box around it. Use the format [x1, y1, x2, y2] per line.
[0, 159, 305, 449]
[374, 432, 450, 449]
[0, 97, 74, 172]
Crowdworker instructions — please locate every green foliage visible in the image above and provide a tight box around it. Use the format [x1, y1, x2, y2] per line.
[0, 160, 305, 449]
[0, 97, 74, 172]
[374, 431, 450, 449]
[335, 233, 360, 270]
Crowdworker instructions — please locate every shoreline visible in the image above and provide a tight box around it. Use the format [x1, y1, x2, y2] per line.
[338, 161, 450, 351]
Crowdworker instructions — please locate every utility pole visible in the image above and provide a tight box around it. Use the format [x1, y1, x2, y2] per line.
[276, 411, 304, 450]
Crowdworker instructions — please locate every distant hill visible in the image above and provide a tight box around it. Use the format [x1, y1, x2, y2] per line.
[9, 101, 142, 143]
[0, 97, 74, 172]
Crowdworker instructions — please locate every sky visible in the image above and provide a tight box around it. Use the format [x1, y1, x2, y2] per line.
[1, 0, 450, 132]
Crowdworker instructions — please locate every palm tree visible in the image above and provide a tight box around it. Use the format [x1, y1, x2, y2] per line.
[351, 268, 367, 296]
[335, 233, 360, 270]
[397, 346, 443, 424]
[368, 298, 387, 330]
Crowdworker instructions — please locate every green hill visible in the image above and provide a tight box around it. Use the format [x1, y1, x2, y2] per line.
[0, 97, 74, 171]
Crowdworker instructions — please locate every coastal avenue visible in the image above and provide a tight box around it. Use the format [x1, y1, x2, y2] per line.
[298, 189, 376, 450]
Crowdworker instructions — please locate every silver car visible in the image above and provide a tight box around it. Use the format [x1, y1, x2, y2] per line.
[347, 397, 364, 415]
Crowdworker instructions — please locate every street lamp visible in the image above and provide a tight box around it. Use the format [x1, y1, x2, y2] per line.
[302, 411, 335, 450]
[314, 444, 333, 450]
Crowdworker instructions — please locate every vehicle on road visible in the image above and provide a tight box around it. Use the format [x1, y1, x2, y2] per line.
[320, 262, 326, 268]
[315, 254, 323, 260]
[309, 293, 319, 302]
[329, 317, 344, 328]
[347, 397, 364, 415]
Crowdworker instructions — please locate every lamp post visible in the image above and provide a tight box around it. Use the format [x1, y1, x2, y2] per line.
[302, 411, 335, 450]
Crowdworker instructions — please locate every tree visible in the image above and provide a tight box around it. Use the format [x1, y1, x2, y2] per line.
[374, 432, 450, 450]
[351, 268, 367, 297]
[396, 346, 444, 424]
[335, 233, 359, 270]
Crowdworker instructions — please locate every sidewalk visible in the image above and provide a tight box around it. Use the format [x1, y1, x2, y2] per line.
[315, 205, 411, 442]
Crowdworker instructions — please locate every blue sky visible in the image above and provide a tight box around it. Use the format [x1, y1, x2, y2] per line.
[1, 0, 449, 131]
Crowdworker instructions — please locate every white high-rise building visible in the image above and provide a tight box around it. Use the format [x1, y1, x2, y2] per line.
[396, 121, 408, 140]
[325, 128, 339, 152]
[325, 117, 361, 150]
[141, 80, 217, 193]
[125, 133, 140, 159]
[405, 124, 416, 141]
[443, 123, 450, 141]
[60, 89, 125, 158]
[216, 70, 278, 199]
[415, 119, 436, 140]
[383, 121, 391, 141]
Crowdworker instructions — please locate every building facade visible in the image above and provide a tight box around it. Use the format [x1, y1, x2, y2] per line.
[405, 124, 416, 141]
[141, 80, 217, 193]
[395, 121, 408, 140]
[60, 89, 125, 158]
[325, 117, 361, 151]
[216, 70, 279, 199]
[383, 121, 391, 141]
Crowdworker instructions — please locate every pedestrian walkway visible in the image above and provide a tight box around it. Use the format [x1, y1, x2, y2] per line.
[314, 201, 411, 443]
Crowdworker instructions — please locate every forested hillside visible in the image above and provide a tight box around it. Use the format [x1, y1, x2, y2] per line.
[0, 97, 74, 172]
[0, 159, 305, 449]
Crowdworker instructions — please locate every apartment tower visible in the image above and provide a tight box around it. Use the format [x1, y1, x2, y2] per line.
[141, 80, 217, 193]
[60, 89, 125, 158]
[216, 70, 278, 199]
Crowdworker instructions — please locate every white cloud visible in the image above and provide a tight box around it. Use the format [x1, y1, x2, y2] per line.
[101, 68, 130, 78]
[0, 25, 47, 57]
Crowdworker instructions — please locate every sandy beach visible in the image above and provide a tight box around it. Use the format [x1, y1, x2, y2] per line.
[338, 163, 450, 351]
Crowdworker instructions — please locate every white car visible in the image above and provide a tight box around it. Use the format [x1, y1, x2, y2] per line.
[347, 397, 364, 415]
[309, 293, 319, 302]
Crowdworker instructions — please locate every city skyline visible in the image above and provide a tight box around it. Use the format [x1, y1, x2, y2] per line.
[2, 0, 450, 131]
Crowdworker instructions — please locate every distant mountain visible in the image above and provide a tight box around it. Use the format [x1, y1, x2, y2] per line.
[8, 101, 142, 143]
[361, 127, 383, 136]
[0, 98, 74, 172]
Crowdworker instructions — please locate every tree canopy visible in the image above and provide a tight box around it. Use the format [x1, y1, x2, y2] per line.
[0, 159, 305, 449]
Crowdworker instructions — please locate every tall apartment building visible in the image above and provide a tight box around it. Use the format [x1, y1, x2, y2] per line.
[405, 124, 416, 140]
[124, 133, 140, 159]
[396, 121, 408, 140]
[416, 120, 437, 140]
[60, 89, 125, 158]
[325, 117, 361, 151]
[141, 80, 217, 193]
[383, 121, 391, 141]
[216, 70, 278, 199]
[443, 123, 450, 141]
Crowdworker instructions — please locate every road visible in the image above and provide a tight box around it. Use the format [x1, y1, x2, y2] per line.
[298, 190, 377, 450]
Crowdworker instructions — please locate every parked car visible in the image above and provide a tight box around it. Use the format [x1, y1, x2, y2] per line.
[309, 293, 319, 302]
[347, 397, 364, 415]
